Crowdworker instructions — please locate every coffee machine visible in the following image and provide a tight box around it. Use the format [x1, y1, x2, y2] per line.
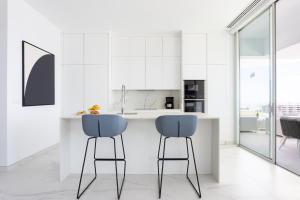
[165, 97, 174, 109]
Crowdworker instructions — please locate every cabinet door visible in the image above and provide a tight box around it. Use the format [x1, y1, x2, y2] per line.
[84, 34, 109, 64]
[61, 65, 84, 115]
[207, 65, 232, 144]
[111, 57, 130, 90]
[146, 57, 164, 89]
[163, 36, 181, 57]
[130, 37, 145, 57]
[182, 65, 206, 80]
[163, 57, 181, 89]
[207, 32, 228, 65]
[112, 37, 130, 57]
[63, 34, 83, 64]
[146, 37, 163, 57]
[111, 58, 145, 90]
[128, 58, 146, 90]
[182, 34, 206, 65]
[207, 65, 229, 115]
[84, 66, 109, 111]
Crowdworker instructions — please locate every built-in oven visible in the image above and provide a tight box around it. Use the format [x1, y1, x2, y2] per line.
[184, 80, 205, 99]
[184, 80, 205, 112]
[184, 100, 205, 112]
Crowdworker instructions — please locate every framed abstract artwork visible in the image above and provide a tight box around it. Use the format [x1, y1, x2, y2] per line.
[22, 41, 55, 106]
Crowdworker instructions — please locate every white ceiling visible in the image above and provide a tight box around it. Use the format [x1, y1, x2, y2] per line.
[25, 0, 253, 32]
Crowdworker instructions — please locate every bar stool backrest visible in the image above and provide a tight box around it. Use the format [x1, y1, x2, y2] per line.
[82, 114, 128, 137]
[155, 115, 197, 137]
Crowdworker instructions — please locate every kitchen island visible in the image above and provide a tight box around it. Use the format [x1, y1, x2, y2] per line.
[60, 110, 220, 182]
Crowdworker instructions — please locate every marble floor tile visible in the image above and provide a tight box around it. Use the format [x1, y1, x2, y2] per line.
[1, 145, 300, 200]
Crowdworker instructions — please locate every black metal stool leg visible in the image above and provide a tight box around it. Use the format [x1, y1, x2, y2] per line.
[112, 136, 126, 199]
[186, 137, 190, 177]
[94, 138, 97, 178]
[77, 137, 97, 199]
[158, 137, 168, 199]
[186, 137, 202, 198]
[119, 135, 127, 198]
[157, 135, 162, 193]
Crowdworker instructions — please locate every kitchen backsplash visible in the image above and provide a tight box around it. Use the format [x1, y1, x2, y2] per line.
[110, 90, 180, 111]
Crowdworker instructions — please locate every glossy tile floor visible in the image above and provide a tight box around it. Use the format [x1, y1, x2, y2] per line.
[1, 145, 300, 200]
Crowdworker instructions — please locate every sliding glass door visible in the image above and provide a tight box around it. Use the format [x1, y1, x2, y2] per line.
[238, 9, 273, 159]
[276, 0, 300, 175]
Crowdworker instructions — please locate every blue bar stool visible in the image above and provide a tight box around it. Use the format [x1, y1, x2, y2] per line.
[155, 115, 201, 198]
[77, 114, 128, 199]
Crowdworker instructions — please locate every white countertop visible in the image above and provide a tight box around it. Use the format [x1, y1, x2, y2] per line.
[61, 109, 218, 120]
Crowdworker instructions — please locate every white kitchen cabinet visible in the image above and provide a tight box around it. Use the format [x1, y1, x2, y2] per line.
[130, 37, 145, 57]
[163, 57, 181, 89]
[182, 65, 206, 80]
[84, 34, 109, 65]
[63, 34, 83, 64]
[111, 57, 145, 90]
[112, 37, 130, 57]
[146, 57, 180, 90]
[128, 58, 146, 90]
[207, 32, 228, 65]
[207, 65, 232, 144]
[111, 34, 181, 90]
[207, 65, 229, 115]
[182, 33, 206, 65]
[112, 36, 145, 57]
[146, 37, 163, 57]
[163, 36, 181, 57]
[62, 65, 84, 115]
[111, 57, 130, 89]
[146, 57, 164, 89]
[84, 65, 109, 111]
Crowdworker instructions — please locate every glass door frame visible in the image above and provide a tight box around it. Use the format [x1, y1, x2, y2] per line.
[235, 4, 277, 164]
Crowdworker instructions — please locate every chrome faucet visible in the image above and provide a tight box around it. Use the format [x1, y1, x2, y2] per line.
[121, 84, 126, 114]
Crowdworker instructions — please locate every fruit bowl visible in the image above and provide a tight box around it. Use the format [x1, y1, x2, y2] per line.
[88, 105, 101, 115]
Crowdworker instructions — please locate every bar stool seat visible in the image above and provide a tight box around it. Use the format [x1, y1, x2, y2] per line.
[155, 115, 202, 198]
[77, 114, 127, 199]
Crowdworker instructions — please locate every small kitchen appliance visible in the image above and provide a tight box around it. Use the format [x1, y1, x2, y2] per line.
[165, 97, 174, 109]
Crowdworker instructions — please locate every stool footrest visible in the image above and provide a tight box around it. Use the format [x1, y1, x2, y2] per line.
[95, 158, 125, 161]
[158, 158, 188, 161]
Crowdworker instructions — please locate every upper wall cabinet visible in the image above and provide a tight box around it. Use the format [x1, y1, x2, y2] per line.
[163, 36, 181, 57]
[130, 37, 145, 57]
[182, 33, 206, 65]
[111, 57, 146, 90]
[163, 57, 181, 89]
[84, 34, 109, 64]
[182, 33, 207, 80]
[112, 37, 145, 57]
[63, 34, 84, 64]
[207, 32, 228, 65]
[146, 37, 163, 57]
[146, 57, 164, 89]
[112, 37, 130, 57]
[111, 34, 181, 90]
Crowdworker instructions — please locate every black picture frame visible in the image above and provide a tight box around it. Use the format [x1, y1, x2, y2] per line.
[22, 41, 55, 106]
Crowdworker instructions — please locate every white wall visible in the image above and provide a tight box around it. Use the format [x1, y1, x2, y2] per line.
[0, 0, 8, 166]
[4, 0, 61, 165]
